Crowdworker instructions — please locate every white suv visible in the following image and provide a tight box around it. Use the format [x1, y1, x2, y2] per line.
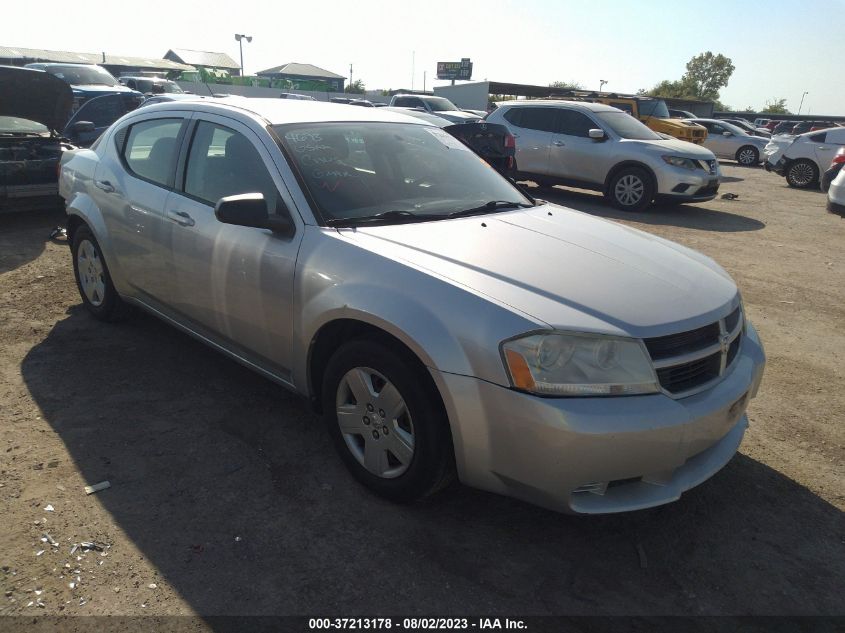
[486, 100, 721, 211]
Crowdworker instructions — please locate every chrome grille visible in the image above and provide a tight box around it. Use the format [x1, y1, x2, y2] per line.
[644, 306, 743, 397]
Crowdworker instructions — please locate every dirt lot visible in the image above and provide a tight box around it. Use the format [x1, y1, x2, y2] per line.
[0, 164, 843, 623]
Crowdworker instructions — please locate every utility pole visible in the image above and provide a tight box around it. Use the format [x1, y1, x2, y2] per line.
[234, 34, 252, 76]
[349, 63, 353, 91]
[599, 79, 608, 92]
[423, 71, 426, 92]
[411, 51, 415, 90]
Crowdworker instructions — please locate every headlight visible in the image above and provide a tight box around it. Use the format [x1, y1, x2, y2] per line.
[662, 155, 698, 170]
[501, 332, 659, 396]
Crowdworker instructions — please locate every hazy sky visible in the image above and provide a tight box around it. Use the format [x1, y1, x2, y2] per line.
[6, 0, 843, 114]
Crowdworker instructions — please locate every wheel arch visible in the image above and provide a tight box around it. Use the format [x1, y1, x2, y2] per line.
[604, 160, 658, 195]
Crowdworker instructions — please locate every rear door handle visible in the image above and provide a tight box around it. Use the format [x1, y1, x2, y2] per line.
[94, 180, 115, 193]
[167, 210, 195, 227]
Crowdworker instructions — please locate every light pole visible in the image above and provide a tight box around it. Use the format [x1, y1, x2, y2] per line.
[599, 79, 608, 92]
[798, 91, 808, 115]
[234, 34, 252, 76]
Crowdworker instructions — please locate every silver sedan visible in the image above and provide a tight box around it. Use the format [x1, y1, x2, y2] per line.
[59, 99, 765, 514]
[687, 118, 770, 166]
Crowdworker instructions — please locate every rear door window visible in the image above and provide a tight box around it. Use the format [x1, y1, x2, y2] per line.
[509, 107, 558, 133]
[121, 118, 183, 187]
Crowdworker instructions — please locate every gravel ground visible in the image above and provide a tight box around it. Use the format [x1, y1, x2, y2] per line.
[0, 164, 842, 623]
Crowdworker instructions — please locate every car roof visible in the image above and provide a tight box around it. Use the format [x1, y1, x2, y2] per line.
[138, 97, 433, 126]
[495, 99, 619, 113]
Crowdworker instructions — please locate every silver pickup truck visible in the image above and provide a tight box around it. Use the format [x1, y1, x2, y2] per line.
[59, 97, 765, 514]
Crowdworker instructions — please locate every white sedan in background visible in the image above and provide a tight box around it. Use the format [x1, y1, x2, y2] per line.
[685, 119, 770, 166]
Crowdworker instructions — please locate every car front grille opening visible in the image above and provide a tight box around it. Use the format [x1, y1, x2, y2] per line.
[656, 351, 721, 395]
[724, 306, 742, 333]
[644, 322, 720, 360]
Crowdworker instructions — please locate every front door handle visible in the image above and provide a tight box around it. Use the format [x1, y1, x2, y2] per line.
[167, 210, 195, 227]
[553, 140, 565, 146]
[94, 180, 115, 193]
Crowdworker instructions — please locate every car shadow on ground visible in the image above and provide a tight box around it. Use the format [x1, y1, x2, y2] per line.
[0, 207, 66, 274]
[20, 306, 844, 618]
[530, 186, 766, 233]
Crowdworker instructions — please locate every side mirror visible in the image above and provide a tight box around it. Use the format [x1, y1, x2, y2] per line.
[588, 128, 606, 140]
[214, 193, 294, 235]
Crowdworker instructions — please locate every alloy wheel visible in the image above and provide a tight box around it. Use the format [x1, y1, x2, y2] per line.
[76, 239, 106, 307]
[789, 162, 815, 186]
[335, 366, 415, 478]
[614, 174, 645, 207]
[737, 148, 757, 165]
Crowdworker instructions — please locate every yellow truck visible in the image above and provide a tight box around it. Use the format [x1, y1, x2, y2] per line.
[551, 92, 708, 144]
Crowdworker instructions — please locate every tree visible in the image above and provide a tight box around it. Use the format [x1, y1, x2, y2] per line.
[345, 79, 365, 94]
[682, 52, 735, 101]
[647, 52, 735, 103]
[761, 98, 791, 114]
[548, 80, 584, 90]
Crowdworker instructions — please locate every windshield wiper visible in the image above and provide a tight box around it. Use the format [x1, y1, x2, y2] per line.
[324, 209, 441, 227]
[444, 200, 533, 220]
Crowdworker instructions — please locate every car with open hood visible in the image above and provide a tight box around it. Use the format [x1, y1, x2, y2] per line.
[59, 98, 765, 514]
[24, 63, 144, 113]
[0, 65, 77, 212]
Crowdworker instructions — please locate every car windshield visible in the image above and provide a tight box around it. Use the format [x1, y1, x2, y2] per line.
[0, 116, 49, 134]
[275, 122, 531, 224]
[638, 99, 670, 118]
[424, 97, 459, 112]
[594, 111, 662, 141]
[45, 65, 118, 86]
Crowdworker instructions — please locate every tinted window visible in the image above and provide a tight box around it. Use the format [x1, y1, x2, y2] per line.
[508, 107, 557, 132]
[77, 96, 129, 127]
[122, 118, 183, 187]
[809, 132, 827, 143]
[557, 110, 596, 137]
[184, 121, 282, 210]
[394, 97, 423, 108]
[44, 65, 118, 87]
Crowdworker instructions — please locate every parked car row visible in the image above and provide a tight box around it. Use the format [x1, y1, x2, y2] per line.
[57, 97, 765, 514]
[764, 126, 845, 188]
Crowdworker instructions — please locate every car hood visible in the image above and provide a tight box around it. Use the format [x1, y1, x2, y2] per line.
[343, 205, 738, 337]
[623, 137, 717, 159]
[0, 66, 73, 133]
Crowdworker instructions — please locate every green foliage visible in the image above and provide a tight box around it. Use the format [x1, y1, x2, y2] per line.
[761, 98, 791, 114]
[345, 79, 366, 94]
[548, 80, 584, 89]
[648, 51, 735, 104]
[683, 52, 735, 101]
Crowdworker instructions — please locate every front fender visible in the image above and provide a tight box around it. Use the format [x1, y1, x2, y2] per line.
[291, 227, 545, 393]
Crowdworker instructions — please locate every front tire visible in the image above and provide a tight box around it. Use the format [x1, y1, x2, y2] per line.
[607, 167, 654, 212]
[71, 225, 128, 321]
[322, 339, 455, 502]
[736, 145, 759, 166]
[785, 159, 819, 189]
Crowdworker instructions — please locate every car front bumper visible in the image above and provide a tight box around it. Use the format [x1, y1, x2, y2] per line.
[432, 322, 766, 514]
[655, 166, 721, 202]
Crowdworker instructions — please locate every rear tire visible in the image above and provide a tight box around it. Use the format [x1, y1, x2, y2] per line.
[71, 225, 128, 322]
[785, 159, 819, 189]
[607, 167, 654, 212]
[735, 145, 759, 166]
[321, 339, 455, 503]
